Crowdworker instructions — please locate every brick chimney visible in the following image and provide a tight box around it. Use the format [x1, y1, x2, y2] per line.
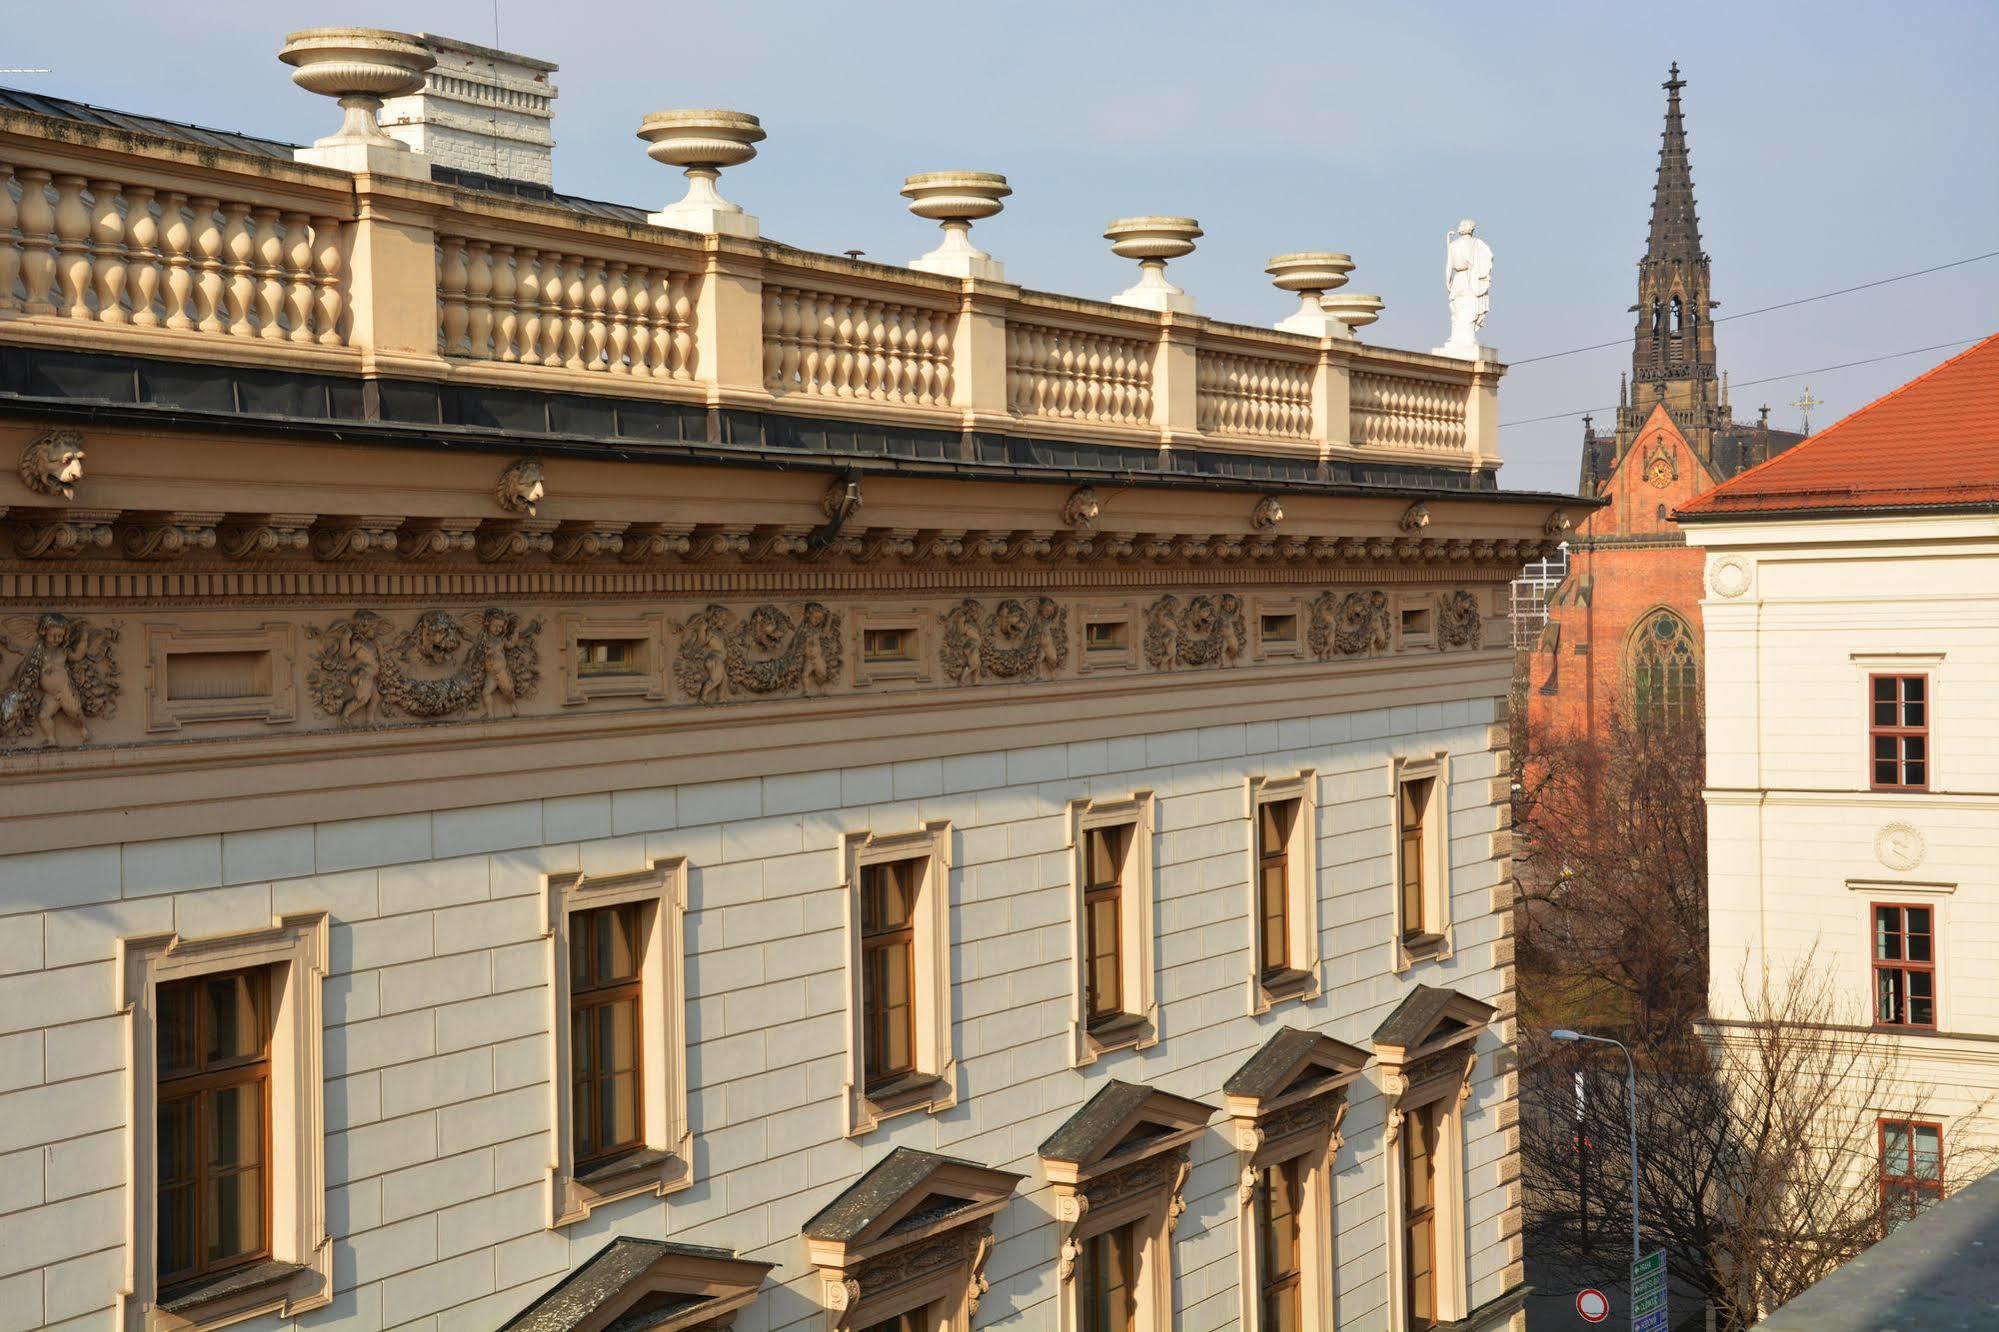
[379, 34, 557, 186]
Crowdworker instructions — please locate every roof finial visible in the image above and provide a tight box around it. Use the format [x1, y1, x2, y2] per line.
[1666, 61, 1684, 90]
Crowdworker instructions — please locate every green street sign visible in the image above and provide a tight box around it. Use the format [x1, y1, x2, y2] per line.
[1631, 1249, 1669, 1332]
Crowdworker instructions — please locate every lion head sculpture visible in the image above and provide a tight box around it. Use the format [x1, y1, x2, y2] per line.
[495, 458, 546, 517]
[1250, 495, 1284, 531]
[20, 429, 86, 501]
[1062, 486, 1101, 531]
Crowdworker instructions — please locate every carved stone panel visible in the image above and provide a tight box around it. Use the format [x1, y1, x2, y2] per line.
[1307, 589, 1390, 659]
[938, 597, 1068, 685]
[0, 611, 121, 748]
[1143, 593, 1245, 670]
[673, 602, 842, 703]
[305, 607, 543, 724]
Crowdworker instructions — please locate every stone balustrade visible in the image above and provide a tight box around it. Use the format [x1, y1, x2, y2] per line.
[0, 104, 1500, 467]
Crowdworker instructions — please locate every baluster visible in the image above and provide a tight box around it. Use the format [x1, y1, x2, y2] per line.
[86, 180, 127, 324]
[189, 197, 224, 332]
[52, 175, 91, 319]
[652, 271, 678, 378]
[310, 216, 344, 345]
[669, 272, 695, 379]
[16, 169, 56, 316]
[488, 244, 518, 361]
[583, 257, 610, 370]
[866, 301, 889, 400]
[1053, 336, 1074, 416]
[437, 235, 469, 354]
[849, 299, 873, 399]
[220, 202, 255, 336]
[465, 240, 494, 360]
[826, 296, 851, 397]
[1135, 346, 1153, 421]
[0, 164, 20, 317]
[514, 246, 542, 364]
[158, 193, 193, 329]
[884, 306, 906, 402]
[771, 285, 797, 391]
[561, 253, 588, 370]
[761, 285, 784, 389]
[800, 294, 824, 394]
[280, 211, 313, 341]
[251, 206, 284, 338]
[537, 251, 565, 366]
[626, 265, 652, 376]
[907, 312, 929, 405]
[932, 316, 952, 404]
[607, 261, 633, 373]
[1029, 329, 1049, 415]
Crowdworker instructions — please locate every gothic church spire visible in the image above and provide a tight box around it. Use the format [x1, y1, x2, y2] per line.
[1646, 63, 1704, 266]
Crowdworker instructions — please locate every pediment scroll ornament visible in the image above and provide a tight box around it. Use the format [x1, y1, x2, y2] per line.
[122, 513, 221, 561]
[674, 602, 842, 703]
[939, 597, 1068, 686]
[0, 612, 120, 748]
[13, 508, 116, 559]
[1437, 589, 1483, 648]
[19, 428, 87, 500]
[1307, 589, 1389, 659]
[219, 514, 314, 559]
[306, 607, 543, 724]
[1143, 593, 1245, 670]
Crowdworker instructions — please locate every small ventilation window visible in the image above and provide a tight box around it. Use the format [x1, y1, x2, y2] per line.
[1260, 613, 1298, 644]
[1086, 621, 1128, 653]
[863, 627, 914, 663]
[165, 650, 272, 702]
[577, 638, 645, 678]
[1401, 607, 1433, 644]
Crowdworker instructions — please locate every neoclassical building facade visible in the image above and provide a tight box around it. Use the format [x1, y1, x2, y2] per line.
[0, 29, 1562, 1331]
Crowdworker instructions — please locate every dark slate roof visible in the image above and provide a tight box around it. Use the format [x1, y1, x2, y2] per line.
[500, 1238, 751, 1332]
[1223, 1027, 1325, 1099]
[0, 86, 646, 222]
[800, 1147, 1004, 1243]
[1039, 1080, 1157, 1162]
[1752, 1167, 1999, 1329]
[1372, 985, 1493, 1048]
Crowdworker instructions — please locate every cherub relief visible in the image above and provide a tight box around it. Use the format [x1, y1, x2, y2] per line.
[0, 612, 120, 747]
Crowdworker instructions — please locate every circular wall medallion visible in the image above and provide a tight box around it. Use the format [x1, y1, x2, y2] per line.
[1708, 555, 1751, 599]
[1875, 822, 1926, 872]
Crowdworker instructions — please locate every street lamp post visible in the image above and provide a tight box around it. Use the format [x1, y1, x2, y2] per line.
[1553, 1028, 1642, 1263]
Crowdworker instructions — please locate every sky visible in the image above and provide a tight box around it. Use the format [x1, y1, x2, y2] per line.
[7, 0, 1997, 494]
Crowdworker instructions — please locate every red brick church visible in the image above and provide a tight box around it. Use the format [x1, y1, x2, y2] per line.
[1529, 65, 1805, 742]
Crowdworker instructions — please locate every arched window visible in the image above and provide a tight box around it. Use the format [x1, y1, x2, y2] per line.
[1629, 610, 1698, 725]
[1671, 294, 1684, 335]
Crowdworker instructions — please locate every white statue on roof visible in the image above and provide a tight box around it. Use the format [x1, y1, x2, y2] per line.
[1436, 218, 1494, 359]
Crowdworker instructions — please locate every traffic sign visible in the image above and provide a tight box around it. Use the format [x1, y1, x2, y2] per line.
[1576, 1288, 1610, 1323]
[1631, 1248, 1669, 1332]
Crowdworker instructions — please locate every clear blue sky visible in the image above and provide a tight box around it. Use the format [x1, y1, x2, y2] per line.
[8, 1, 1996, 493]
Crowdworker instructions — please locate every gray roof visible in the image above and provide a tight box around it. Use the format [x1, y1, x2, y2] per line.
[1224, 1027, 1342, 1099]
[500, 1237, 755, 1332]
[800, 1146, 1009, 1243]
[1372, 985, 1493, 1049]
[1038, 1079, 1212, 1163]
[1753, 1167, 1999, 1329]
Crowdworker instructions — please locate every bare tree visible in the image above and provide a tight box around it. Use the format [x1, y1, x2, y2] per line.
[1521, 953, 1993, 1330]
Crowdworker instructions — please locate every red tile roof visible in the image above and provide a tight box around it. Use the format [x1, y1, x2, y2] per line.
[1678, 331, 1999, 519]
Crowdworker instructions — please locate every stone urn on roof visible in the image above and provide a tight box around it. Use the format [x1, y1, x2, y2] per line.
[1105, 216, 1202, 313]
[902, 172, 1011, 281]
[638, 109, 767, 238]
[280, 27, 436, 179]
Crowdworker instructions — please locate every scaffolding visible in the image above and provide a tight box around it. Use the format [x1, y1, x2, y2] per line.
[1509, 544, 1569, 650]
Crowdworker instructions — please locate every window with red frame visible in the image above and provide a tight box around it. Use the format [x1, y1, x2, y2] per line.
[1878, 1118, 1943, 1233]
[1870, 675, 1929, 790]
[1872, 904, 1936, 1029]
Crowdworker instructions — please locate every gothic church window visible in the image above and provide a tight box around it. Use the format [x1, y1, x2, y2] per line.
[1628, 610, 1698, 726]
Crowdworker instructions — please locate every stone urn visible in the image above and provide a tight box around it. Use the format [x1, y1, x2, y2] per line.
[1105, 216, 1203, 313]
[1321, 292, 1385, 339]
[902, 172, 1011, 281]
[1266, 252, 1354, 335]
[638, 110, 768, 237]
[279, 28, 433, 149]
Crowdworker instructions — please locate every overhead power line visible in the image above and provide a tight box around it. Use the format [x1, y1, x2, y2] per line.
[1497, 335, 1990, 429]
[1506, 249, 1999, 367]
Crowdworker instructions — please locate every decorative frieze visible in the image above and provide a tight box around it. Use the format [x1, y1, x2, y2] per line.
[939, 597, 1067, 685]
[1308, 588, 1390, 659]
[1438, 589, 1483, 648]
[0, 611, 120, 746]
[304, 606, 543, 723]
[1143, 592, 1245, 670]
[673, 602, 842, 703]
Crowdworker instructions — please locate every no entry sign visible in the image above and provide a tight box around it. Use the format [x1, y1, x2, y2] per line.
[1576, 1288, 1610, 1323]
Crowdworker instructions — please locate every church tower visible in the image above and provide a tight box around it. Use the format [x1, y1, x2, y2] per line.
[1616, 63, 1725, 464]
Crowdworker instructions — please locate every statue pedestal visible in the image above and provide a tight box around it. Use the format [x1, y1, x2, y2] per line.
[1432, 339, 1496, 362]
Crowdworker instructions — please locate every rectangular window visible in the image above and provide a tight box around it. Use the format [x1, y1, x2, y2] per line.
[861, 858, 923, 1090]
[1261, 613, 1298, 643]
[576, 638, 644, 678]
[1403, 1101, 1439, 1331]
[156, 968, 273, 1294]
[1080, 1221, 1139, 1332]
[1258, 1157, 1304, 1332]
[859, 1309, 935, 1332]
[1086, 620, 1128, 653]
[569, 903, 646, 1169]
[1399, 776, 1434, 941]
[862, 627, 913, 663]
[1083, 825, 1130, 1027]
[1257, 799, 1299, 978]
[1870, 674, 1929, 790]
[1872, 903, 1936, 1029]
[1400, 606, 1433, 646]
[1879, 1118, 1944, 1233]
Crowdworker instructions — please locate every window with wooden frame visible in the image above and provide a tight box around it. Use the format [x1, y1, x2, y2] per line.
[544, 857, 692, 1227]
[1870, 674, 1929, 791]
[1392, 754, 1452, 968]
[1245, 771, 1320, 1013]
[1257, 1157, 1305, 1332]
[119, 915, 331, 1329]
[1878, 1118, 1944, 1234]
[1402, 1100, 1441, 1331]
[842, 822, 956, 1135]
[1068, 794, 1158, 1066]
[1872, 903, 1936, 1030]
[1079, 1221, 1141, 1332]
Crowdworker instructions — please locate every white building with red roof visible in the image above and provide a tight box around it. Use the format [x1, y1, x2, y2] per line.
[1678, 331, 1999, 1227]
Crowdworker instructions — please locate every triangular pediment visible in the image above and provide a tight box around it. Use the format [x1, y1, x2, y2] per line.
[1222, 1026, 1370, 1118]
[1371, 985, 1496, 1064]
[1038, 1079, 1214, 1182]
[801, 1147, 1021, 1260]
[502, 1238, 774, 1332]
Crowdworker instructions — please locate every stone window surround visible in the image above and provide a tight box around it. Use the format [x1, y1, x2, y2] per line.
[839, 820, 957, 1137]
[1245, 769, 1321, 1014]
[1252, 595, 1305, 662]
[143, 621, 297, 733]
[543, 856, 694, 1227]
[1076, 600, 1141, 674]
[1851, 653, 1945, 793]
[1377, 1026, 1484, 1330]
[116, 913, 332, 1331]
[1391, 751, 1454, 972]
[559, 610, 671, 705]
[1065, 791, 1159, 1067]
[851, 606, 934, 687]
